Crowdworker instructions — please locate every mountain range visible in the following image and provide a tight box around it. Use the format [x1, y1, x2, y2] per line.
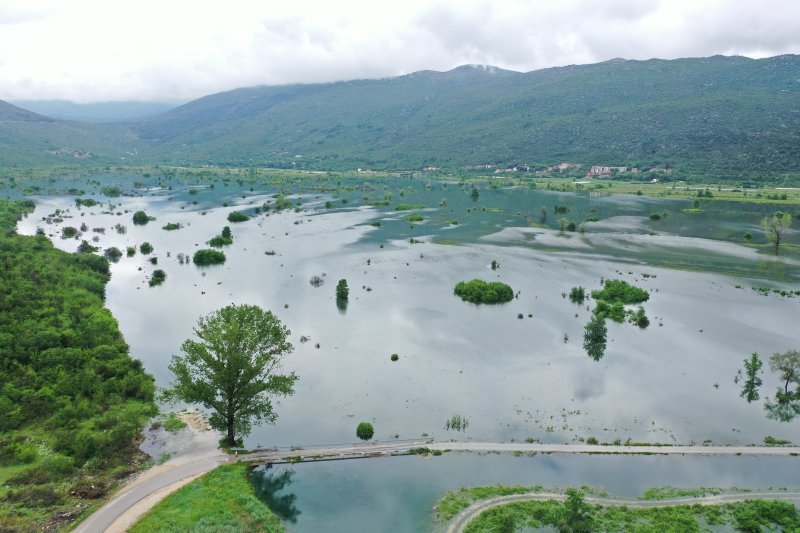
[2, 54, 799, 176]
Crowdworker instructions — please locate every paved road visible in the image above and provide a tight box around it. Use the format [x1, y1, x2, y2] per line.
[242, 440, 800, 463]
[74, 423, 226, 533]
[444, 491, 800, 533]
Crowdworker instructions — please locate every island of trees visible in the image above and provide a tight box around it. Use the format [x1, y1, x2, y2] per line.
[454, 279, 514, 304]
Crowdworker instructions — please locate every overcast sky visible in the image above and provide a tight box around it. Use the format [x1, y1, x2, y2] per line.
[1, 0, 798, 103]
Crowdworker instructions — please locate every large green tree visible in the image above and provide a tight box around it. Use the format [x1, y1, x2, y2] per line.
[761, 212, 792, 254]
[164, 304, 298, 446]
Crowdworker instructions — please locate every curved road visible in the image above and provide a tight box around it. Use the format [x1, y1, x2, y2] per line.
[444, 491, 800, 533]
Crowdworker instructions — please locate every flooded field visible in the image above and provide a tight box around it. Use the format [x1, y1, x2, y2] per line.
[11, 173, 800, 450]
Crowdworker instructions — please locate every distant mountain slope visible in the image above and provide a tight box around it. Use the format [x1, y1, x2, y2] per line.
[0, 100, 138, 165]
[133, 55, 800, 173]
[1, 55, 798, 174]
[8, 100, 181, 123]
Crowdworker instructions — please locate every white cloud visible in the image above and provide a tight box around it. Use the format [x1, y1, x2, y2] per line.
[0, 0, 797, 102]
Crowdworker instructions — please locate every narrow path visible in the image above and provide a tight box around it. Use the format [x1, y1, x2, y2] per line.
[73, 416, 226, 533]
[444, 491, 800, 533]
[241, 440, 800, 464]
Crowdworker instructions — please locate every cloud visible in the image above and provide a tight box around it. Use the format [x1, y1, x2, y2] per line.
[0, 0, 797, 102]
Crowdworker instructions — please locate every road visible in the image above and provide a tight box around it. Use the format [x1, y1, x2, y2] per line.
[444, 491, 800, 533]
[73, 418, 227, 533]
[241, 440, 800, 464]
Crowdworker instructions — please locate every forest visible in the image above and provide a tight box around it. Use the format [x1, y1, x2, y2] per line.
[0, 200, 156, 531]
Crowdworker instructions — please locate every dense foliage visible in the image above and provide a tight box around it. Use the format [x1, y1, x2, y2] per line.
[591, 279, 649, 304]
[454, 279, 514, 304]
[227, 211, 250, 223]
[336, 279, 349, 300]
[193, 248, 226, 265]
[583, 315, 608, 361]
[163, 304, 298, 445]
[132, 210, 149, 225]
[356, 422, 374, 441]
[0, 200, 156, 530]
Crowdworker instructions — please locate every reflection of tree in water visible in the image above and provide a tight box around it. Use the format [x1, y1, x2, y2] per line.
[736, 350, 800, 423]
[248, 465, 300, 523]
[336, 298, 348, 314]
[765, 391, 800, 423]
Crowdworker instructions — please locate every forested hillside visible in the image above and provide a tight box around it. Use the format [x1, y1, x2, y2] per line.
[1, 55, 799, 177]
[0, 200, 156, 531]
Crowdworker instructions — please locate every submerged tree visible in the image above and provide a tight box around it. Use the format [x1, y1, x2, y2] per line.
[336, 279, 349, 301]
[737, 353, 763, 403]
[583, 315, 607, 361]
[163, 304, 298, 446]
[770, 350, 800, 397]
[761, 212, 792, 255]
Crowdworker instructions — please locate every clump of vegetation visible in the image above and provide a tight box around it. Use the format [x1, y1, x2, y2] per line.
[103, 247, 123, 263]
[593, 300, 626, 322]
[227, 211, 250, 223]
[193, 249, 226, 266]
[356, 422, 374, 441]
[75, 198, 98, 208]
[763, 435, 791, 446]
[569, 286, 586, 304]
[208, 226, 233, 247]
[591, 279, 649, 304]
[126, 246, 136, 257]
[132, 210, 150, 225]
[162, 413, 187, 433]
[139, 241, 154, 255]
[490, 260, 499, 270]
[761, 211, 792, 254]
[395, 203, 425, 211]
[454, 279, 514, 304]
[390, 353, 399, 362]
[162, 222, 182, 231]
[149, 269, 166, 287]
[405, 212, 424, 222]
[309, 275, 324, 287]
[61, 226, 79, 239]
[336, 279, 349, 301]
[628, 306, 649, 328]
[445, 414, 469, 431]
[0, 200, 156, 531]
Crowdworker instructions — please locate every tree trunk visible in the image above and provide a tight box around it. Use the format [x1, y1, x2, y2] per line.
[227, 419, 236, 446]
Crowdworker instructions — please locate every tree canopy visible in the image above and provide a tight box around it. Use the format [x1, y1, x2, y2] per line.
[163, 304, 298, 446]
[761, 212, 792, 254]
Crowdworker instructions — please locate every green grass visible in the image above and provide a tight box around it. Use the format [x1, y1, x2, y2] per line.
[641, 486, 725, 500]
[436, 485, 543, 522]
[162, 413, 187, 433]
[130, 463, 284, 532]
[463, 498, 799, 533]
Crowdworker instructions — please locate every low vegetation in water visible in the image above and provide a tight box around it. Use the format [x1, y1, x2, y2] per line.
[132, 210, 150, 225]
[445, 414, 469, 431]
[162, 222, 182, 231]
[129, 463, 283, 533]
[454, 279, 514, 304]
[149, 269, 166, 287]
[356, 422, 374, 440]
[227, 211, 250, 223]
[193, 249, 226, 265]
[208, 226, 233, 247]
[569, 286, 586, 304]
[591, 279, 649, 304]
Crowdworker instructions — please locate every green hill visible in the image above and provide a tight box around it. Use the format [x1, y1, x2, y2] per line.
[2, 55, 799, 176]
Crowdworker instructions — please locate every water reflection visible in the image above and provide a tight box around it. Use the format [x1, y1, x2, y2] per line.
[765, 393, 800, 423]
[249, 465, 301, 523]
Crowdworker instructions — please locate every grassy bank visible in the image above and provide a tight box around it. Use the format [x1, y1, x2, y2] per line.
[0, 200, 157, 532]
[130, 463, 284, 532]
[437, 485, 800, 533]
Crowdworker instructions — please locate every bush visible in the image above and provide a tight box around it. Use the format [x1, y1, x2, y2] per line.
[227, 211, 249, 223]
[356, 422, 374, 440]
[390, 353, 399, 362]
[162, 223, 182, 231]
[103, 247, 123, 263]
[628, 306, 649, 328]
[336, 279, 349, 300]
[139, 242, 154, 255]
[593, 300, 626, 322]
[126, 246, 136, 257]
[591, 279, 649, 304]
[193, 249, 226, 266]
[569, 287, 586, 304]
[132, 211, 149, 225]
[454, 279, 514, 304]
[61, 226, 79, 239]
[149, 269, 166, 287]
[405, 213, 424, 222]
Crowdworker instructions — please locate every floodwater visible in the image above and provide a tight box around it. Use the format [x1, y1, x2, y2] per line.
[9, 173, 800, 528]
[249, 453, 800, 532]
